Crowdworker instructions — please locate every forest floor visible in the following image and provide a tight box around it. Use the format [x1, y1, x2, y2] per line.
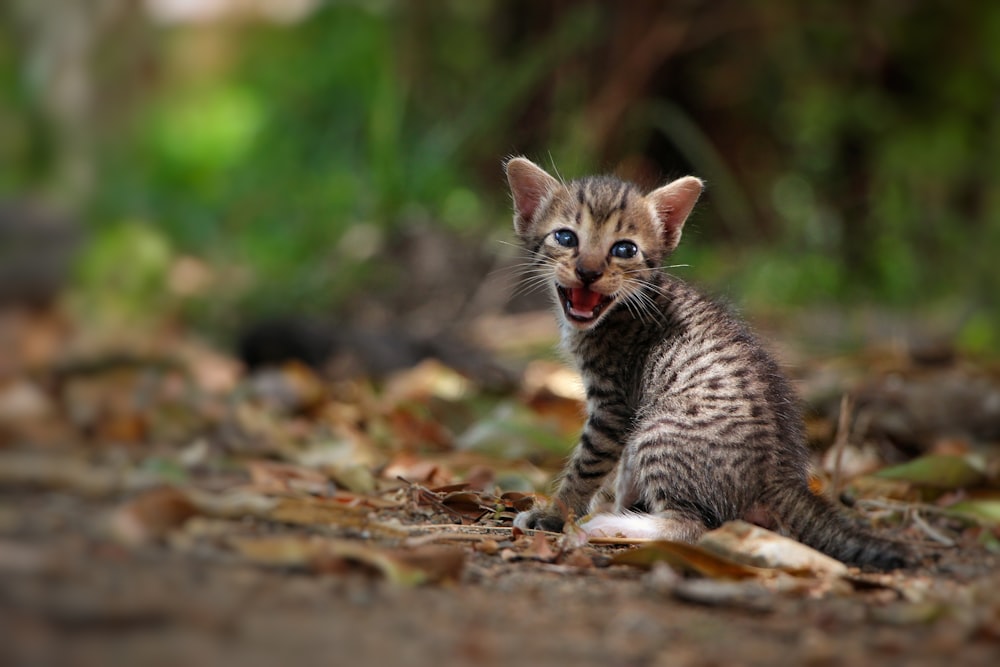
[2, 306, 1000, 667]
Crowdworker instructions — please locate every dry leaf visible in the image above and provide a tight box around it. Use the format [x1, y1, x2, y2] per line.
[328, 463, 377, 494]
[526, 531, 558, 562]
[440, 491, 490, 520]
[384, 454, 451, 486]
[697, 521, 849, 577]
[231, 536, 464, 585]
[876, 454, 987, 491]
[111, 486, 201, 545]
[380, 359, 471, 406]
[246, 459, 331, 495]
[500, 491, 535, 513]
[267, 496, 371, 526]
[610, 540, 771, 580]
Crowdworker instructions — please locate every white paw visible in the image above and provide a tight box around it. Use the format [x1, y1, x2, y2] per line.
[579, 512, 665, 539]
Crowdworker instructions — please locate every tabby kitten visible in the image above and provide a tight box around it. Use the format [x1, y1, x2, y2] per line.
[506, 157, 909, 570]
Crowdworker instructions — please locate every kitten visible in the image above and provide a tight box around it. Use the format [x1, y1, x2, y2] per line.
[506, 157, 910, 570]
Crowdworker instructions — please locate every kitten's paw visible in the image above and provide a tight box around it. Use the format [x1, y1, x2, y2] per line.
[580, 512, 707, 541]
[513, 507, 565, 533]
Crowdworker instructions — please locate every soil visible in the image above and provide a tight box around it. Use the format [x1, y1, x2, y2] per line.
[2, 484, 999, 667]
[2, 308, 1000, 667]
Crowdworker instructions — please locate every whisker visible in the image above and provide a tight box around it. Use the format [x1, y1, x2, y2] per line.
[490, 262, 557, 278]
[620, 278, 665, 324]
[509, 277, 555, 301]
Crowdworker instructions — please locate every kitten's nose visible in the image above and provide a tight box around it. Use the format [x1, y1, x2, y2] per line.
[575, 265, 603, 285]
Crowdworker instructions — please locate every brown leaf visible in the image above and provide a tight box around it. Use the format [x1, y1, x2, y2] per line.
[328, 463, 377, 494]
[440, 491, 490, 520]
[231, 536, 464, 585]
[267, 496, 370, 526]
[386, 407, 454, 451]
[462, 465, 496, 491]
[560, 549, 595, 569]
[697, 521, 849, 577]
[610, 540, 771, 580]
[384, 454, 451, 486]
[526, 531, 558, 562]
[428, 482, 472, 494]
[111, 486, 201, 545]
[245, 460, 331, 495]
[380, 359, 471, 406]
[500, 491, 535, 512]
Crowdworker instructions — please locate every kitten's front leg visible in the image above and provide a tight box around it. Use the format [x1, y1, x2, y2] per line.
[514, 411, 627, 531]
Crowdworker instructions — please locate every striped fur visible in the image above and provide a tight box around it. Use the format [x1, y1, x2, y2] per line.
[506, 157, 910, 570]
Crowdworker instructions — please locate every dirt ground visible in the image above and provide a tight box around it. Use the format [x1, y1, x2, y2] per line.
[2, 309, 1000, 667]
[2, 483, 999, 667]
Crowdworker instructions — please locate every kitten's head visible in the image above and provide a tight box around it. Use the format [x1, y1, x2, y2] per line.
[505, 157, 703, 330]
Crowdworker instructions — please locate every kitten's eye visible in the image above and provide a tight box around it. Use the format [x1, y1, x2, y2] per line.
[611, 241, 638, 259]
[553, 229, 578, 248]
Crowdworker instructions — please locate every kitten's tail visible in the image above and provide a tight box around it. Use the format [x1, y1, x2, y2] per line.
[767, 484, 912, 570]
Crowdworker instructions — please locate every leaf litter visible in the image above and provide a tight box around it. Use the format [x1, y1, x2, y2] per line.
[2, 315, 1000, 665]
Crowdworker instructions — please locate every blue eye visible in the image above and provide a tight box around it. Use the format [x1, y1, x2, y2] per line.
[611, 241, 638, 259]
[553, 229, 578, 247]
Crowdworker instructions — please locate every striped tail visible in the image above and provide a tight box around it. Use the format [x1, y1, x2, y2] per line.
[768, 484, 911, 570]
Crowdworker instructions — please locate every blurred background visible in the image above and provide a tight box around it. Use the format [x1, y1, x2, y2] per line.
[2, 0, 998, 362]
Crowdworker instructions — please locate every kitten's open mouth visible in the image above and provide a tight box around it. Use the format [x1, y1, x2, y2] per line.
[557, 286, 614, 324]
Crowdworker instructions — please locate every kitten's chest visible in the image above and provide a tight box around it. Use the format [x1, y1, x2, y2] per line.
[566, 321, 658, 412]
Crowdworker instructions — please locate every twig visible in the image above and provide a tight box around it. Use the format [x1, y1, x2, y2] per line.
[830, 394, 853, 495]
[910, 512, 956, 547]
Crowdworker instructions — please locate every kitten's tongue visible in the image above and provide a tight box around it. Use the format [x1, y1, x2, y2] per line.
[569, 287, 603, 312]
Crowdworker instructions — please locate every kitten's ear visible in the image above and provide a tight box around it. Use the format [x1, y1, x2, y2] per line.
[647, 176, 704, 252]
[505, 157, 561, 237]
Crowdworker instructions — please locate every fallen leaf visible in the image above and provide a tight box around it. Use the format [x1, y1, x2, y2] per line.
[440, 490, 490, 520]
[610, 540, 770, 580]
[267, 496, 371, 526]
[944, 499, 1000, 525]
[875, 454, 987, 490]
[697, 521, 849, 577]
[475, 539, 500, 555]
[0, 379, 54, 423]
[384, 454, 451, 485]
[230, 536, 464, 585]
[380, 359, 471, 406]
[329, 463, 377, 494]
[246, 459, 331, 495]
[110, 486, 201, 545]
[525, 531, 558, 562]
[500, 491, 535, 512]
[386, 406, 455, 451]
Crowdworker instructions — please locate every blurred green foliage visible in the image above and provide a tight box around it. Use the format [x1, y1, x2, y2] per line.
[2, 1, 997, 350]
